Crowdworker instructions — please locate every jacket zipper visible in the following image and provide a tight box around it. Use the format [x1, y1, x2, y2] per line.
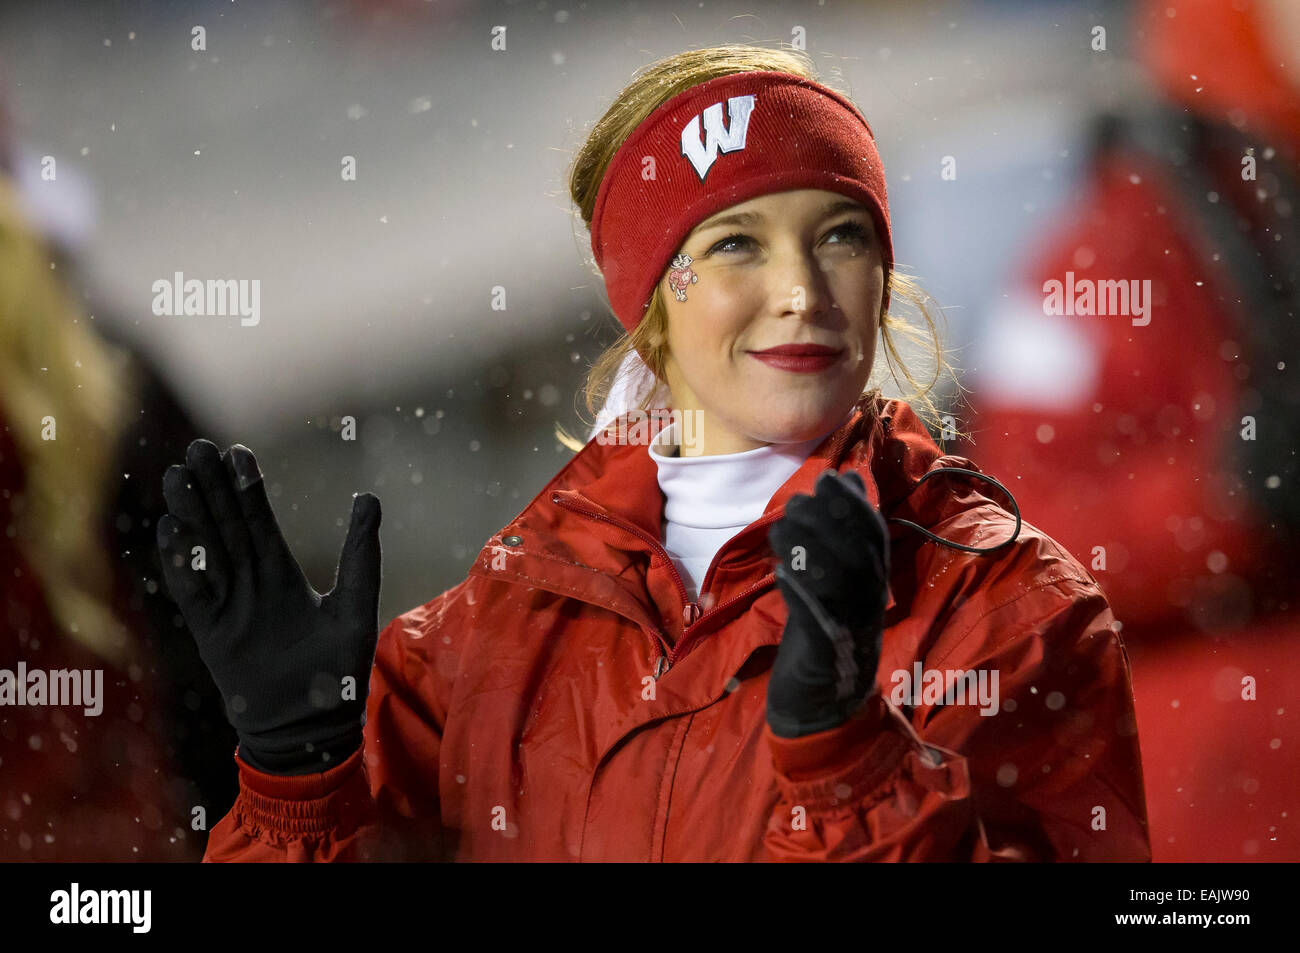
[551, 492, 782, 675]
[668, 567, 776, 666]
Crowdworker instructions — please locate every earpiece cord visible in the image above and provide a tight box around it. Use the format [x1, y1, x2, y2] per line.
[885, 467, 1022, 555]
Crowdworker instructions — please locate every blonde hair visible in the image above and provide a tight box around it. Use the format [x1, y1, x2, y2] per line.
[556, 44, 956, 452]
[0, 175, 139, 665]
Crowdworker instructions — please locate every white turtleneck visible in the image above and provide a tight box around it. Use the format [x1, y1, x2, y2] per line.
[649, 419, 839, 603]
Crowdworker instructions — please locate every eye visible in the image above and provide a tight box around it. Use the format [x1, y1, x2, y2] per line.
[706, 221, 871, 257]
[707, 232, 753, 255]
[825, 221, 871, 247]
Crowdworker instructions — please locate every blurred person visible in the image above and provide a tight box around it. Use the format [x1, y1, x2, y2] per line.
[0, 163, 234, 859]
[165, 45, 1150, 862]
[963, 0, 1300, 860]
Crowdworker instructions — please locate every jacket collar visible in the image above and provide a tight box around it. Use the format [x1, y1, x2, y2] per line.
[472, 395, 954, 623]
[560, 394, 880, 541]
[553, 393, 955, 532]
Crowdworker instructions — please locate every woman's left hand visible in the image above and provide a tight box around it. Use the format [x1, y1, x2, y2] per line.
[765, 470, 890, 739]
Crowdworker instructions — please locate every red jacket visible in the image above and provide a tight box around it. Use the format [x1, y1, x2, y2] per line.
[204, 396, 1151, 862]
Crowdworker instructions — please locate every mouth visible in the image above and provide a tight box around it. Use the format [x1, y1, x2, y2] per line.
[746, 343, 845, 373]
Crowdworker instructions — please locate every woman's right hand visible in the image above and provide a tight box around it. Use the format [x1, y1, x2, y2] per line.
[157, 438, 382, 775]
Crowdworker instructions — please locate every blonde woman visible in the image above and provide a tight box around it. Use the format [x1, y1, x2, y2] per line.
[0, 172, 231, 860]
[162, 46, 1151, 862]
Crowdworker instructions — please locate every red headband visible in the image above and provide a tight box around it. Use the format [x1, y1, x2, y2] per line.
[590, 70, 893, 334]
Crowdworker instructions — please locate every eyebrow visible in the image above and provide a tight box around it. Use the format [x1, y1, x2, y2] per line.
[694, 199, 868, 233]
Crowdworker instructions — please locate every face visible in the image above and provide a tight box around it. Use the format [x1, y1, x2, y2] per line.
[658, 188, 885, 454]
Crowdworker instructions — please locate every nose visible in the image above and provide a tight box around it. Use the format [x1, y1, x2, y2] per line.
[773, 245, 834, 322]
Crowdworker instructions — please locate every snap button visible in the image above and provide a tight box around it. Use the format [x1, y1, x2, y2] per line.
[502, 534, 523, 547]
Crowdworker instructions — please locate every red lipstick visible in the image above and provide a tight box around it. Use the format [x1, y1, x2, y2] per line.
[747, 343, 844, 373]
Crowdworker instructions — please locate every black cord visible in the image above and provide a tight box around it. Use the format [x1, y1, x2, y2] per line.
[885, 467, 1022, 555]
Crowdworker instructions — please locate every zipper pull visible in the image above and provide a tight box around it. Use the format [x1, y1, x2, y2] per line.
[683, 602, 701, 626]
[654, 655, 670, 680]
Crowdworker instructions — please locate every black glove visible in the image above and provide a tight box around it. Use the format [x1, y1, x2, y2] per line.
[157, 438, 382, 775]
[765, 470, 890, 739]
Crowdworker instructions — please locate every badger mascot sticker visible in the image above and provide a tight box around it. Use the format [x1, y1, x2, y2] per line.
[667, 253, 699, 302]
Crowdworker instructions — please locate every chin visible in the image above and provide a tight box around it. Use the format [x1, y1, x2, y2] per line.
[745, 401, 847, 445]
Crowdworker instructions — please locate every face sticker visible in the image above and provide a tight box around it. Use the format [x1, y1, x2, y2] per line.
[667, 253, 700, 302]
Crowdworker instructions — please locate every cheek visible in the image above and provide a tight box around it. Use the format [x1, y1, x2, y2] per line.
[671, 277, 753, 353]
[833, 257, 883, 303]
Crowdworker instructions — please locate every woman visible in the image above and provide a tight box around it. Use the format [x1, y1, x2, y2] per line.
[161, 47, 1151, 862]
[0, 171, 231, 861]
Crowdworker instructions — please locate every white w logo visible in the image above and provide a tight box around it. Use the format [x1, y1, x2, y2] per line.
[680, 94, 756, 181]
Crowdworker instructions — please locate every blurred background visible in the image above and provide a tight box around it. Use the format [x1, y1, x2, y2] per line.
[1, 0, 1295, 862]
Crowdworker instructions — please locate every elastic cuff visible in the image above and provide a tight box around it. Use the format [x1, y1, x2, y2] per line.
[231, 744, 370, 841]
[765, 693, 908, 808]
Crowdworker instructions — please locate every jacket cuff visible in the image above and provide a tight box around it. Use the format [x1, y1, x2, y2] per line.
[231, 744, 370, 841]
[765, 693, 910, 809]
